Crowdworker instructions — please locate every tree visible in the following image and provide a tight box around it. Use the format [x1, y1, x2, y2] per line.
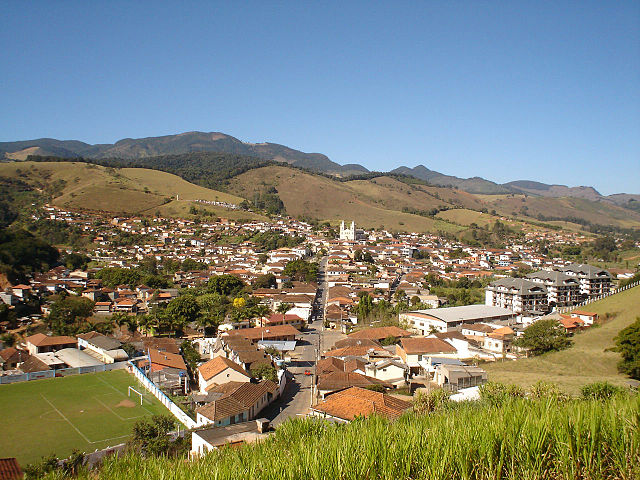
[208, 275, 245, 296]
[282, 259, 318, 282]
[251, 363, 278, 382]
[62, 252, 90, 270]
[513, 319, 572, 356]
[276, 302, 293, 314]
[356, 292, 373, 320]
[581, 381, 625, 400]
[380, 335, 398, 346]
[254, 273, 277, 289]
[47, 295, 95, 335]
[0, 332, 16, 347]
[165, 295, 200, 333]
[354, 249, 363, 262]
[181, 340, 201, 374]
[129, 415, 175, 457]
[613, 317, 640, 380]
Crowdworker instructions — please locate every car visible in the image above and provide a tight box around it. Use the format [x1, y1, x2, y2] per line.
[304, 370, 312, 376]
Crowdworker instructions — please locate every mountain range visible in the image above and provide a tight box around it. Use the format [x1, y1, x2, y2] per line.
[1, 131, 638, 207]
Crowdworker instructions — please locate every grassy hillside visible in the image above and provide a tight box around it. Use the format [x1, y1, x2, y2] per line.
[484, 286, 640, 394]
[226, 166, 465, 233]
[52, 397, 639, 480]
[480, 193, 640, 228]
[0, 161, 251, 217]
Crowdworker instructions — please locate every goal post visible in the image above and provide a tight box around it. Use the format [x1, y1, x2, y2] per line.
[128, 386, 144, 406]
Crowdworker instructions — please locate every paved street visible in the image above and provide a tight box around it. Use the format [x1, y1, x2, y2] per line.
[262, 256, 346, 425]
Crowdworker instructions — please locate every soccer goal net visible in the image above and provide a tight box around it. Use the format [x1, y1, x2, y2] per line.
[128, 386, 144, 406]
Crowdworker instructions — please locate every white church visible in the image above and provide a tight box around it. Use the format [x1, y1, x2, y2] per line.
[339, 220, 365, 241]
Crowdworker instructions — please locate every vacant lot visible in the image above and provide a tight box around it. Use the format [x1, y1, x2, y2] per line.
[484, 286, 640, 395]
[0, 369, 168, 465]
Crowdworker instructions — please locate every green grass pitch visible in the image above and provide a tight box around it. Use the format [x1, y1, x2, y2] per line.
[0, 369, 170, 465]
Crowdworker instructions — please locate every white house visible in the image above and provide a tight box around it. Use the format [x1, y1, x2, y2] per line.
[197, 356, 252, 394]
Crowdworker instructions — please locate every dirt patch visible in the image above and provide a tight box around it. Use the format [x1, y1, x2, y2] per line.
[115, 399, 136, 408]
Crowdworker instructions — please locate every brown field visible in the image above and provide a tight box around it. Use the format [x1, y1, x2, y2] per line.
[0, 161, 244, 216]
[226, 166, 464, 233]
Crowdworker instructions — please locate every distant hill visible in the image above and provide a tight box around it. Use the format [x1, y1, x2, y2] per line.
[1, 131, 637, 205]
[0, 131, 366, 175]
[3, 159, 640, 233]
[505, 181, 603, 201]
[391, 165, 512, 194]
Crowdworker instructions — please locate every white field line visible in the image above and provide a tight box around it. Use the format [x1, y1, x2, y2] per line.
[40, 394, 92, 444]
[94, 395, 146, 422]
[95, 373, 154, 415]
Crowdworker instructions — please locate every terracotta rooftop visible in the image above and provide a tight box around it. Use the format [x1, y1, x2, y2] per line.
[148, 348, 187, 371]
[317, 371, 390, 391]
[226, 324, 300, 341]
[24, 333, 77, 347]
[347, 326, 412, 341]
[399, 337, 457, 355]
[0, 458, 23, 480]
[312, 386, 411, 421]
[196, 380, 277, 422]
[198, 356, 250, 381]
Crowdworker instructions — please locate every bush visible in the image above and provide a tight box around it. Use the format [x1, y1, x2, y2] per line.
[479, 381, 525, 405]
[412, 388, 450, 414]
[581, 381, 626, 400]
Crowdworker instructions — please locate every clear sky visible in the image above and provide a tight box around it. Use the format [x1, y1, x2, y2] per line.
[1, 1, 638, 195]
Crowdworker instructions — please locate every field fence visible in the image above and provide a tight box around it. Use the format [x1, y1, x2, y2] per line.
[127, 362, 197, 429]
[0, 361, 127, 385]
[555, 281, 639, 314]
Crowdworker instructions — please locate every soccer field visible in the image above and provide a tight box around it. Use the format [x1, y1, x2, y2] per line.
[0, 369, 170, 465]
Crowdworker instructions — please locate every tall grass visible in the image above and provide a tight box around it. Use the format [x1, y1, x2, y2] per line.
[50, 396, 639, 480]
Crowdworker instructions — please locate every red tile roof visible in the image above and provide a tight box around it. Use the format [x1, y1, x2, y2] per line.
[0, 458, 23, 480]
[399, 337, 457, 355]
[312, 387, 411, 421]
[198, 356, 250, 381]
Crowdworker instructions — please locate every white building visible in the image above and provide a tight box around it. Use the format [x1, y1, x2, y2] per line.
[400, 305, 516, 334]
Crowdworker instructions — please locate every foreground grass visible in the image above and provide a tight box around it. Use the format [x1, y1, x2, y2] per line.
[52, 395, 639, 480]
[485, 286, 640, 395]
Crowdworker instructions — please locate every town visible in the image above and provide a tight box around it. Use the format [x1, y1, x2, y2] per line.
[1, 203, 638, 468]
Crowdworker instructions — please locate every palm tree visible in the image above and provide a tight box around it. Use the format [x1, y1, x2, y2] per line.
[276, 302, 293, 314]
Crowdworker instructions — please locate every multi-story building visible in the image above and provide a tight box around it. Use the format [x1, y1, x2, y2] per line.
[526, 271, 581, 308]
[556, 264, 612, 298]
[485, 278, 548, 315]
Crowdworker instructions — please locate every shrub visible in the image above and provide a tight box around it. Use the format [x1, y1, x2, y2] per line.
[581, 381, 626, 400]
[413, 388, 450, 414]
[479, 381, 525, 405]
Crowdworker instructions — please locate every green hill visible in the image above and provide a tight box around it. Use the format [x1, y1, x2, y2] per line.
[484, 286, 640, 394]
[0, 161, 265, 221]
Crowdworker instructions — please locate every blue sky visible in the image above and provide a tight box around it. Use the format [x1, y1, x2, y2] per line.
[1, 1, 638, 195]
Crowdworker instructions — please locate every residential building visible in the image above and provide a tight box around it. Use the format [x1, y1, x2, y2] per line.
[485, 278, 548, 315]
[195, 380, 278, 427]
[401, 305, 516, 334]
[557, 263, 612, 298]
[310, 386, 411, 422]
[197, 356, 252, 394]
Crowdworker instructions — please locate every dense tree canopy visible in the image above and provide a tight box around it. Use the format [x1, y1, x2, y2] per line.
[47, 294, 95, 335]
[0, 227, 59, 282]
[614, 317, 640, 380]
[283, 259, 318, 282]
[207, 275, 245, 296]
[514, 319, 572, 356]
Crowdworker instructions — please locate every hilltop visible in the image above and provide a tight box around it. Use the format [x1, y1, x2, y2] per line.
[2, 158, 640, 234]
[0, 161, 266, 221]
[2, 131, 638, 204]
